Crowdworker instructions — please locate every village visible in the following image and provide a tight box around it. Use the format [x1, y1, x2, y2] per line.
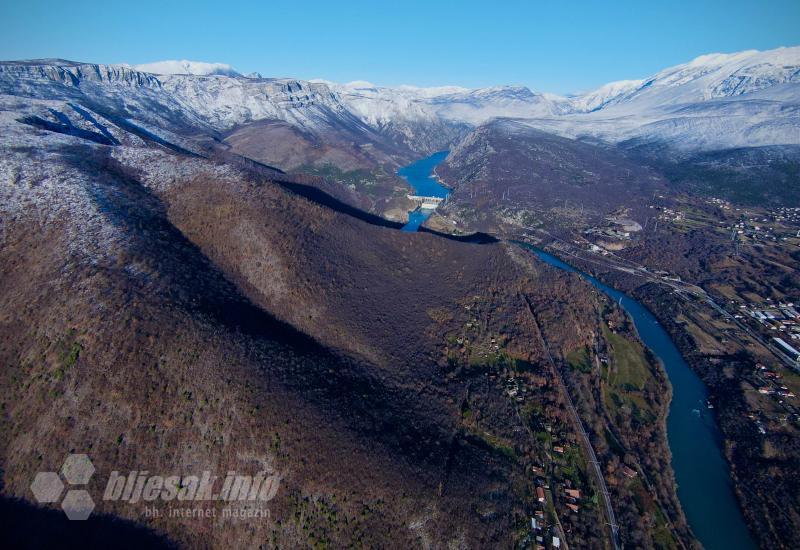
[499, 367, 600, 549]
[743, 301, 800, 348]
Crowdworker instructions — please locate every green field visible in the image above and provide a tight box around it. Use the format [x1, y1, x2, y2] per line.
[604, 327, 650, 390]
[566, 345, 593, 373]
[602, 326, 657, 424]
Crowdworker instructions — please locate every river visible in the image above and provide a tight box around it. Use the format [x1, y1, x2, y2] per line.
[523, 245, 757, 549]
[395, 149, 756, 547]
[398, 151, 449, 231]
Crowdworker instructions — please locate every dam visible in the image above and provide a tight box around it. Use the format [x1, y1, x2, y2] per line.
[398, 151, 450, 232]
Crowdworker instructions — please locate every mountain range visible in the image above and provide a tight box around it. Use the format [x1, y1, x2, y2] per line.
[0, 44, 681, 549]
[3, 46, 798, 155]
[1, 44, 799, 549]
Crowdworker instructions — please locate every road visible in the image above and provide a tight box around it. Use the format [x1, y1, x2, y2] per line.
[701, 294, 799, 372]
[524, 296, 621, 550]
[548, 346, 621, 550]
[528, 228, 799, 373]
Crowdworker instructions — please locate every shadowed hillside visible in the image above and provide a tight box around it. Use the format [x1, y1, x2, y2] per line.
[0, 108, 631, 547]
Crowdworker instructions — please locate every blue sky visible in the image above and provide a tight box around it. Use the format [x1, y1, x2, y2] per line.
[1, 0, 798, 93]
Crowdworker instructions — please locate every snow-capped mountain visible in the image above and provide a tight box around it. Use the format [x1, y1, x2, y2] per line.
[567, 80, 645, 112]
[1, 46, 798, 163]
[514, 46, 800, 151]
[575, 46, 800, 112]
[0, 60, 351, 133]
[315, 80, 567, 127]
[132, 60, 242, 77]
[126, 46, 800, 152]
[429, 86, 572, 122]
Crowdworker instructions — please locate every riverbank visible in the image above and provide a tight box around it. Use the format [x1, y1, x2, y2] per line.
[523, 243, 759, 549]
[627, 282, 782, 549]
[395, 151, 755, 547]
[519, 245, 692, 547]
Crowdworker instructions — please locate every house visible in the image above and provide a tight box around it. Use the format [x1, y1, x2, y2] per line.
[565, 488, 581, 499]
[566, 503, 579, 513]
[553, 536, 561, 548]
[621, 465, 638, 479]
[536, 486, 546, 503]
[553, 446, 565, 454]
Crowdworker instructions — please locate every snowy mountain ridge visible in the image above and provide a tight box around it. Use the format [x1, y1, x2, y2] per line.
[1, 46, 798, 154]
[132, 60, 242, 77]
[594, 46, 800, 109]
[320, 46, 800, 120]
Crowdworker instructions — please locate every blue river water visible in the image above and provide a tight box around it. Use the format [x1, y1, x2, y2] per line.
[398, 151, 450, 231]
[523, 245, 756, 550]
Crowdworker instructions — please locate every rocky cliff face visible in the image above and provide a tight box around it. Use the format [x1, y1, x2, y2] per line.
[1, 60, 164, 88]
[0, 60, 429, 215]
[0, 60, 352, 131]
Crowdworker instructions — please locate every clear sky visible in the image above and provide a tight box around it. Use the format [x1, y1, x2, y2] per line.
[1, 0, 798, 94]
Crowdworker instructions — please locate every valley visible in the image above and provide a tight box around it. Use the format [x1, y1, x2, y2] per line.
[0, 45, 798, 549]
[431, 118, 800, 548]
[524, 246, 757, 549]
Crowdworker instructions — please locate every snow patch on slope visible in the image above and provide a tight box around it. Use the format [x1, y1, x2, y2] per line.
[133, 60, 241, 77]
[569, 80, 645, 112]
